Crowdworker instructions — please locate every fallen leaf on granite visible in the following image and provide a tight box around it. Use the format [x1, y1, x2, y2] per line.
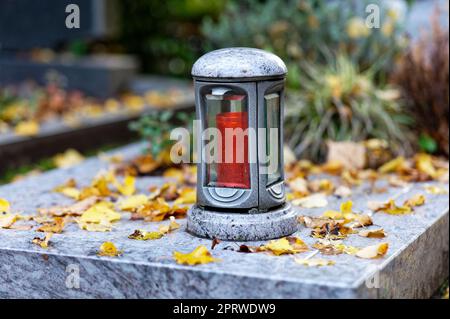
[158, 216, 181, 234]
[416, 153, 439, 179]
[53, 179, 81, 200]
[158, 182, 179, 201]
[424, 185, 448, 195]
[39, 196, 100, 217]
[388, 176, 410, 188]
[163, 167, 185, 183]
[260, 237, 309, 256]
[80, 202, 121, 224]
[32, 233, 53, 249]
[288, 177, 309, 194]
[128, 229, 164, 240]
[135, 198, 188, 222]
[78, 220, 112, 232]
[173, 187, 196, 205]
[37, 217, 66, 233]
[98, 242, 122, 257]
[403, 194, 426, 208]
[114, 175, 136, 196]
[298, 216, 342, 229]
[118, 194, 149, 211]
[356, 243, 389, 259]
[0, 198, 11, 213]
[211, 238, 221, 250]
[173, 246, 220, 265]
[308, 179, 335, 194]
[53, 149, 85, 168]
[359, 228, 386, 238]
[378, 156, 406, 174]
[292, 194, 328, 208]
[294, 258, 335, 267]
[334, 185, 352, 198]
[0, 213, 18, 229]
[14, 120, 40, 136]
[368, 199, 412, 215]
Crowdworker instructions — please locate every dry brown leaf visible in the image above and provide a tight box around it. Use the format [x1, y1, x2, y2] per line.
[39, 196, 100, 217]
[37, 217, 66, 233]
[359, 228, 386, 238]
[403, 194, 426, 208]
[32, 233, 53, 249]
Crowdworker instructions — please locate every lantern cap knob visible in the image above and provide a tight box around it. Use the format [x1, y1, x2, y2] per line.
[192, 47, 287, 80]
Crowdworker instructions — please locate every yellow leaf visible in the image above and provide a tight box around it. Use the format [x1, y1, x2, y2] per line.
[118, 194, 149, 211]
[378, 156, 406, 174]
[53, 149, 84, 168]
[78, 221, 112, 232]
[295, 258, 335, 267]
[404, 194, 426, 208]
[128, 229, 164, 240]
[0, 213, 18, 228]
[334, 243, 360, 255]
[356, 243, 389, 259]
[80, 202, 121, 224]
[260, 237, 309, 256]
[358, 228, 386, 238]
[173, 246, 220, 265]
[292, 194, 328, 208]
[56, 187, 80, 200]
[340, 201, 353, 214]
[368, 199, 412, 215]
[174, 187, 196, 205]
[424, 185, 448, 195]
[163, 168, 185, 183]
[416, 153, 438, 178]
[288, 177, 309, 194]
[37, 217, 65, 233]
[98, 242, 122, 257]
[32, 233, 53, 249]
[323, 210, 343, 219]
[159, 216, 181, 234]
[14, 120, 40, 136]
[115, 175, 136, 196]
[0, 198, 11, 213]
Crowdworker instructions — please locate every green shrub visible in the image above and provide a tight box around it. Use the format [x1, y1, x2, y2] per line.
[285, 55, 414, 161]
[202, 0, 407, 88]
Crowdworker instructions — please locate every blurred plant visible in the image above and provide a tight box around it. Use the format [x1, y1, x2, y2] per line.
[129, 110, 194, 159]
[285, 54, 413, 161]
[202, 0, 408, 88]
[118, 0, 226, 77]
[392, 7, 449, 157]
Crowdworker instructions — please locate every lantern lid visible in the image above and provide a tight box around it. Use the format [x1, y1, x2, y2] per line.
[192, 47, 287, 80]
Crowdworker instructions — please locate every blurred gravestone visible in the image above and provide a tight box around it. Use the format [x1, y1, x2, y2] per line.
[0, 0, 118, 50]
[0, 0, 138, 98]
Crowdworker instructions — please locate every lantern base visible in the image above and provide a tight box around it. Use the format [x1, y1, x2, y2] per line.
[186, 203, 298, 241]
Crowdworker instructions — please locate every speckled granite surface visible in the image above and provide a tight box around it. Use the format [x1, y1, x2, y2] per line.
[0, 144, 448, 299]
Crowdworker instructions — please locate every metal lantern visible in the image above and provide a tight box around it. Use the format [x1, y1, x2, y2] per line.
[187, 47, 297, 241]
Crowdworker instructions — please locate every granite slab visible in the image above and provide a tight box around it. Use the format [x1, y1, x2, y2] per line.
[0, 144, 448, 299]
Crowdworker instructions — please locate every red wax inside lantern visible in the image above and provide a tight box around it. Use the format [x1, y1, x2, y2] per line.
[216, 111, 250, 189]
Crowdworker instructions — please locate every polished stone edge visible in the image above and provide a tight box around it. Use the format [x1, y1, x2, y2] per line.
[186, 203, 298, 241]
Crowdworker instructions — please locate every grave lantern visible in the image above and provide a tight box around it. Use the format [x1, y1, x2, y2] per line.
[187, 48, 297, 241]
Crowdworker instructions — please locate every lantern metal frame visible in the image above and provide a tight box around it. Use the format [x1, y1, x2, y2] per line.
[187, 47, 298, 241]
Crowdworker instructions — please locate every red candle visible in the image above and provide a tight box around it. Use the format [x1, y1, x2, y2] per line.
[216, 111, 250, 189]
